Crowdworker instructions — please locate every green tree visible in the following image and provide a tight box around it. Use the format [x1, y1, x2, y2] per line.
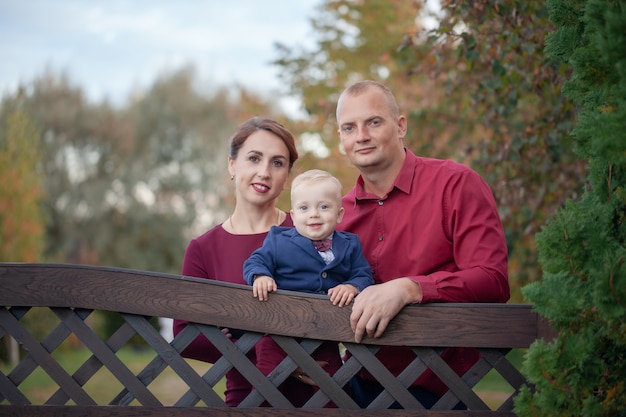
[19, 70, 107, 263]
[515, 0, 626, 415]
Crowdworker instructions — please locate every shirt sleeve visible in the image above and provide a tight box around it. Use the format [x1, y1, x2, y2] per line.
[344, 238, 375, 292]
[414, 170, 510, 303]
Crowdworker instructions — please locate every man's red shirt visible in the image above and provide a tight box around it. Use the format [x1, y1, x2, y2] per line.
[338, 148, 509, 395]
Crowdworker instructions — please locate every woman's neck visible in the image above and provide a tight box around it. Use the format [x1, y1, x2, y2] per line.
[226, 205, 283, 235]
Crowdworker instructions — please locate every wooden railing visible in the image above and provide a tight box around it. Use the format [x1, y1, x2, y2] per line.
[0, 263, 554, 416]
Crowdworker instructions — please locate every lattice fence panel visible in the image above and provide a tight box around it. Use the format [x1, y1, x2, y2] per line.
[2, 306, 525, 411]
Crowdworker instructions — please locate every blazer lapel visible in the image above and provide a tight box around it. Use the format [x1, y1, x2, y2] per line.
[289, 229, 325, 261]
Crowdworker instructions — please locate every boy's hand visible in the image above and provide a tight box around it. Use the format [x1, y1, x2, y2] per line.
[252, 275, 277, 301]
[328, 284, 359, 307]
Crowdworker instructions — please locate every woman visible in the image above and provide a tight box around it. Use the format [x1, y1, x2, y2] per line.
[173, 117, 299, 406]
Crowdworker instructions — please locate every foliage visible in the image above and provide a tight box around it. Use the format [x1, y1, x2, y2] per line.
[273, 0, 585, 298]
[0, 100, 50, 365]
[515, 0, 626, 415]
[0, 103, 45, 262]
[0, 67, 283, 274]
[411, 0, 584, 295]
[0, 68, 286, 353]
[274, 0, 421, 187]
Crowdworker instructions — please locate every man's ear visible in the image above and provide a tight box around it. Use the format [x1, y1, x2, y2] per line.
[397, 115, 407, 139]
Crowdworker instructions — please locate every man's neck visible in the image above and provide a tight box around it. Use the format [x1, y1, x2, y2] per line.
[361, 149, 406, 198]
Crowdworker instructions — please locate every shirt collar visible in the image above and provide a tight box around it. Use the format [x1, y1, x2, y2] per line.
[355, 148, 417, 200]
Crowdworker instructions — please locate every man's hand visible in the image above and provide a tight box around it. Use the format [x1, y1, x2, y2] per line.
[349, 278, 422, 343]
[328, 284, 359, 307]
[252, 275, 277, 301]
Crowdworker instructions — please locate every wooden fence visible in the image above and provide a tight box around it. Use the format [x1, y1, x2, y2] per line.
[0, 263, 554, 416]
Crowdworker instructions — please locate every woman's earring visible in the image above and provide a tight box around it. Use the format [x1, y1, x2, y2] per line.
[230, 174, 235, 181]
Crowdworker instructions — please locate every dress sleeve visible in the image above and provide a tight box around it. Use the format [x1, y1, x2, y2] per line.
[172, 239, 223, 363]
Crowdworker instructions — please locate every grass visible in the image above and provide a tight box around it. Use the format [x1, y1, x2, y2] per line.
[1, 347, 218, 405]
[474, 348, 526, 409]
[2, 347, 525, 409]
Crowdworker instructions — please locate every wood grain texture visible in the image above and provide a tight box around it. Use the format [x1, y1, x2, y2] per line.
[0, 263, 550, 415]
[0, 263, 541, 347]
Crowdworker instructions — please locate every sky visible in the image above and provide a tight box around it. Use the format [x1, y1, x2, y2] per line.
[0, 0, 320, 117]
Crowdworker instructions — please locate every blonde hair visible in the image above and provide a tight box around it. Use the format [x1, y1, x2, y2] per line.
[291, 169, 342, 203]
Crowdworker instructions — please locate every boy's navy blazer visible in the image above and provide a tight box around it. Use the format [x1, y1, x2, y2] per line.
[243, 226, 374, 294]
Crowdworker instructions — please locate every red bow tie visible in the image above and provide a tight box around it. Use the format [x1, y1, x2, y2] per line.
[313, 239, 332, 252]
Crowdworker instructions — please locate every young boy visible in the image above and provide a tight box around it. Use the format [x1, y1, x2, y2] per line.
[243, 169, 373, 406]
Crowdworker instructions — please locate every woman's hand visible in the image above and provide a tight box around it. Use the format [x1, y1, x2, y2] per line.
[289, 361, 329, 386]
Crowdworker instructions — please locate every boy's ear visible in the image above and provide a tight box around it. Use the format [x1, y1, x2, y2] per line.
[337, 207, 345, 223]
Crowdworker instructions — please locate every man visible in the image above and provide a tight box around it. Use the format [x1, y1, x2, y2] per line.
[335, 80, 510, 408]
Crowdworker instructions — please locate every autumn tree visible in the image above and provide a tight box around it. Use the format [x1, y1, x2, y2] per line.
[274, 0, 421, 183]
[0, 102, 45, 262]
[410, 0, 583, 295]
[0, 67, 291, 346]
[0, 98, 46, 365]
[0, 67, 286, 274]
[273, 0, 583, 297]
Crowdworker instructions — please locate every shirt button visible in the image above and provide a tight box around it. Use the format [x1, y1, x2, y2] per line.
[378, 200, 384, 205]
[379, 235, 383, 241]
[322, 272, 328, 278]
